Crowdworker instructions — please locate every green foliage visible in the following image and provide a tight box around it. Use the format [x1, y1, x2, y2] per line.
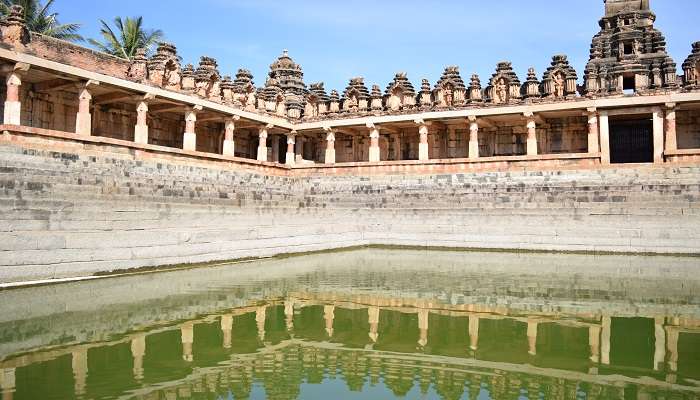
[0, 0, 82, 42]
[88, 16, 163, 60]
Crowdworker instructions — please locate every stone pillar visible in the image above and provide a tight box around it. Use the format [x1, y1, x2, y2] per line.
[72, 348, 88, 397]
[284, 299, 294, 332]
[3, 72, 22, 125]
[601, 316, 611, 365]
[221, 314, 233, 349]
[75, 81, 98, 136]
[653, 317, 666, 371]
[665, 103, 677, 155]
[134, 101, 149, 144]
[324, 128, 336, 164]
[468, 315, 479, 351]
[367, 123, 380, 162]
[181, 322, 194, 362]
[183, 107, 198, 151]
[324, 305, 335, 337]
[652, 107, 664, 164]
[222, 116, 239, 156]
[257, 125, 271, 162]
[416, 120, 429, 161]
[587, 107, 600, 154]
[468, 116, 479, 159]
[524, 112, 538, 156]
[589, 325, 601, 363]
[131, 334, 146, 381]
[285, 132, 296, 165]
[368, 306, 380, 343]
[1, 368, 15, 400]
[256, 305, 266, 342]
[599, 111, 610, 164]
[527, 320, 538, 356]
[418, 309, 429, 348]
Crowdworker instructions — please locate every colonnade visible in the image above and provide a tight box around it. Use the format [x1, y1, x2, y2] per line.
[1, 63, 684, 167]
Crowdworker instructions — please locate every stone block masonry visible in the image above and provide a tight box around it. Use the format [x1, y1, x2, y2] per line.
[1, 129, 700, 284]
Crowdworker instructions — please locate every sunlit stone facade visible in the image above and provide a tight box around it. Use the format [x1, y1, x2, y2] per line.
[0, 0, 698, 166]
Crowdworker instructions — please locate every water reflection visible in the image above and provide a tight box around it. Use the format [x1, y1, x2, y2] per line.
[0, 249, 699, 399]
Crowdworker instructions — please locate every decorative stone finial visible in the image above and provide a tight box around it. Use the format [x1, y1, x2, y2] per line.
[1, 5, 29, 46]
[542, 54, 578, 98]
[342, 77, 370, 112]
[128, 48, 148, 82]
[370, 85, 383, 111]
[6, 5, 25, 25]
[523, 67, 541, 99]
[682, 41, 700, 89]
[434, 66, 467, 107]
[384, 73, 416, 111]
[486, 61, 521, 104]
[469, 74, 483, 103]
[305, 82, 329, 117]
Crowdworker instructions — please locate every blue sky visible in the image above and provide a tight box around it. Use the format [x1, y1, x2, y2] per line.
[57, 0, 698, 92]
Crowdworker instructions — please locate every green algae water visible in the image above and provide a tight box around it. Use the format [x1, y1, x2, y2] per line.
[1, 249, 699, 400]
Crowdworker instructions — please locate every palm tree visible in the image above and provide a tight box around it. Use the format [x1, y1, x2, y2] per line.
[0, 0, 82, 42]
[88, 17, 163, 60]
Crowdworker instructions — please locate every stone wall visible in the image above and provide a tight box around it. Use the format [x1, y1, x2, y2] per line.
[17, 34, 131, 79]
[1, 128, 699, 284]
[678, 109, 700, 149]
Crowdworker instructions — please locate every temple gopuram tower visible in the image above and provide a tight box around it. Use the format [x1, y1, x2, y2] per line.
[584, 0, 677, 96]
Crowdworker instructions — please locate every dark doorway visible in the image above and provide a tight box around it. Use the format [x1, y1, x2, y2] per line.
[277, 136, 286, 163]
[609, 118, 653, 163]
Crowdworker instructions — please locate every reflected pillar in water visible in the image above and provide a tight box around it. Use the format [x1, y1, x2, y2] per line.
[324, 305, 335, 337]
[256, 306, 267, 342]
[181, 322, 194, 362]
[418, 309, 429, 348]
[72, 348, 88, 397]
[178, 386, 192, 399]
[666, 326, 679, 379]
[653, 317, 666, 371]
[368, 306, 380, 343]
[469, 315, 479, 351]
[284, 300, 294, 332]
[221, 314, 233, 349]
[589, 325, 601, 363]
[164, 390, 177, 400]
[601, 316, 611, 365]
[131, 334, 146, 381]
[527, 320, 538, 356]
[1, 368, 15, 400]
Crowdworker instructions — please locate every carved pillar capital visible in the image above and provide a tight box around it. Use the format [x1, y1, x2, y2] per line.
[286, 131, 296, 145]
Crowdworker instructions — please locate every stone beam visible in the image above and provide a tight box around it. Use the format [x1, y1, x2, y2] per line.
[32, 77, 77, 93]
[93, 91, 135, 105]
[149, 103, 188, 114]
[196, 114, 227, 123]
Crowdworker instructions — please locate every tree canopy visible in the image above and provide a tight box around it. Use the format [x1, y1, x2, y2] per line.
[88, 16, 163, 60]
